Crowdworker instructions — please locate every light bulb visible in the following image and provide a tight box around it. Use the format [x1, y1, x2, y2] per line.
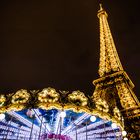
[90, 116, 96, 122]
[60, 111, 66, 118]
[123, 137, 128, 140]
[116, 132, 121, 137]
[122, 130, 127, 136]
[111, 123, 117, 129]
[0, 114, 5, 120]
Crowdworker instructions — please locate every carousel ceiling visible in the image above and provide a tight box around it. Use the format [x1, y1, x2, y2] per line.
[0, 109, 123, 140]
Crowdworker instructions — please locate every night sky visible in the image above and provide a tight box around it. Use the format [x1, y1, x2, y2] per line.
[0, 0, 140, 100]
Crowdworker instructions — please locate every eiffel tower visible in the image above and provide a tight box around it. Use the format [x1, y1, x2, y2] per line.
[93, 4, 140, 139]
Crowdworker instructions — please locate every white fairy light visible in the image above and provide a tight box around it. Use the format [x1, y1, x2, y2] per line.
[90, 116, 96, 122]
[122, 130, 127, 136]
[60, 111, 66, 118]
[123, 137, 128, 140]
[111, 123, 117, 129]
[0, 114, 5, 120]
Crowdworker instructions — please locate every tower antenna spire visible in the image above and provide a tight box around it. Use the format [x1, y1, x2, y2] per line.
[99, 3, 103, 10]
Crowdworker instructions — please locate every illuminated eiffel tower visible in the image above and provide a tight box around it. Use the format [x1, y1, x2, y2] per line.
[93, 4, 140, 139]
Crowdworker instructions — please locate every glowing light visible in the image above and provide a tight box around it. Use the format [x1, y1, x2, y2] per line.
[90, 116, 96, 122]
[123, 137, 128, 140]
[60, 111, 66, 118]
[122, 130, 127, 136]
[26, 109, 35, 118]
[111, 123, 117, 129]
[116, 132, 121, 137]
[0, 114, 5, 120]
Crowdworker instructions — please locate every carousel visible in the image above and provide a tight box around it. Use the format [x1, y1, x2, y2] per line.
[0, 88, 127, 140]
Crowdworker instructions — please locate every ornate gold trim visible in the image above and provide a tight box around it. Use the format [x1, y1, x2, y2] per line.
[0, 87, 124, 130]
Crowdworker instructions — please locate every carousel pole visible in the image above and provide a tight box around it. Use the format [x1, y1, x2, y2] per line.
[59, 117, 62, 140]
[3, 121, 9, 139]
[5, 116, 13, 140]
[38, 115, 43, 139]
[56, 120, 60, 139]
[17, 125, 21, 140]
[76, 124, 77, 140]
[103, 120, 106, 140]
[44, 122, 48, 139]
[86, 120, 88, 140]
[113, 128, 118, 140]
[29, 115, 35, 140]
